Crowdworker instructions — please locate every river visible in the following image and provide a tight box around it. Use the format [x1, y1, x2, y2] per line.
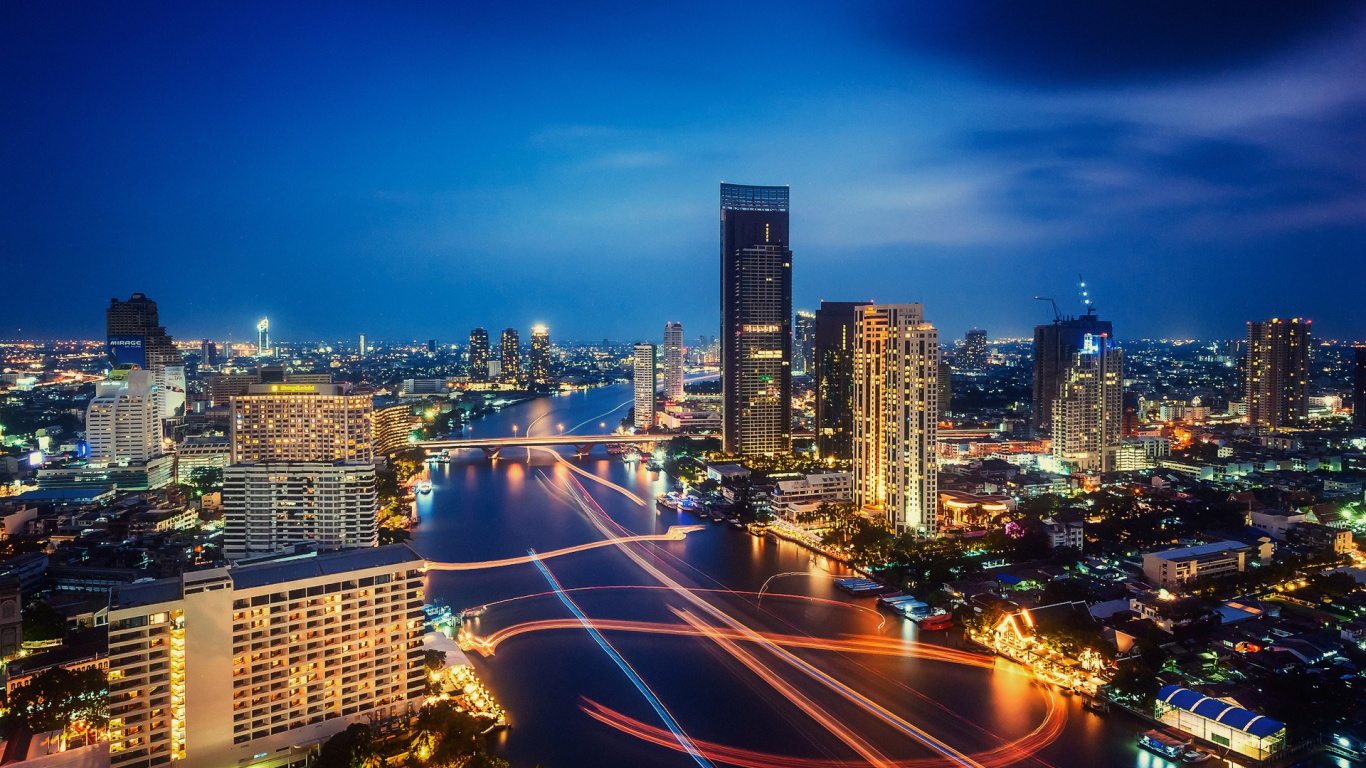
[410, 383, 1197, 768]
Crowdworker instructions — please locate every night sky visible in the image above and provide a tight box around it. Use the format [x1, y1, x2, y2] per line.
[3, 2, 1364, 343]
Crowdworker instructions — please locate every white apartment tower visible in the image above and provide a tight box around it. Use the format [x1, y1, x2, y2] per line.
[633, 343, 657, 430]
[106, 546, 427, 768]
[852, 304, 939, 536]
[231, 383, 374, 463]
[86, 369, 163, 464]
[223, 461, 379, 560]
[662, 322, 684, 401]
[1051, 332, 1123, 473]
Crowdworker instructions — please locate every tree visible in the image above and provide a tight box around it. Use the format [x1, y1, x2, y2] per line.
[315, 723, 382, 768]
[409, 701, 491, 767]
[22, 602, 66, 644]
[189, 466, 223, 496]
[1, 666, 108, 735]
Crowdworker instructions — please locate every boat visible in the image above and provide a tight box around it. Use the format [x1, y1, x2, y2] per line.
[646, 460, 664, 471]
[416, 480, 433, 494]
[1082, 697, 1110, 714]
[729, 520, 744, 530]
[1137, 730, 1189, 762]
[914, 612, 954, 631]
[1181, 747, 1216, 763]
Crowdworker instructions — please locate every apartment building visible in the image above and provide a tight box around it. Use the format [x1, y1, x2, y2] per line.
[222, 461, 379, 560]
[230, 383, 373, 464]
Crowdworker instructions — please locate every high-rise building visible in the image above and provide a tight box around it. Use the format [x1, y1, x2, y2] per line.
[86, 369, 163, 464]
[1032, 312, 1114, 438]
[633, 343, 656, 430]
[962, 329, 988, 371]
[720, 182, 791, 455]
[223, 461, 378, 559]
[852, 304, 938, 536]
[793, 311, 816, 375]
[468, 329, 489, 379]
[1246, 318, 1311, 429]
[107, 293, 182, 374]
[374, 403, 417, 455]
[106, 545, 426, 768]
[1355, 348, 1366, 431]
[662, 322, 684, 401]
[813, 301, 865, 460]
[206, 369, 333, 408]
[256, 318, 270, 355]
[938, 362, 953, 416]
[501, 328, 520, 381]
[200, 339, 218, 367]
[1051, 332, 1123, 473]
[358, 333, 367, 357]
[529, 325, 551, 384]
[426, 339, 438, 356]
[230, 383, 374, 463]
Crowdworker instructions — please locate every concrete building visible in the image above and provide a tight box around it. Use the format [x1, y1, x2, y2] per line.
[1142, 541, 1259, 589]
[937, 362, 952, 416]
[174, 436, 231, 485]
[1050, 329, 1123, 473]
[106, 293, 183, 378]
[793, 310, 816, 375]
[662, 322, 684, 401]
[106, 545, 426, 768]
[468, 329, 489, 380]
[771, 472, 852, 519]
[1032, 312, 1113, 438]
[659, 410, 721, 432]
[500, 328, 520, 382]
[852, 303, 939, 536]
[230, 383, 374, 464]
[529, 325, 551, 384]
[813, 301, 865, 461]
[720, 183, 791, 456]
[222, 461, 379, 560]
[1155, 686, 1285, 762]
[1246, 318, 1311, 429]
[633, 343, 656, 430]
[374, 403, 417, 456]
[206, 369, 333, 408]
[1115, 435, 1171, 471]
[87, 370, 163, 464]
[962, 329, 988, 371]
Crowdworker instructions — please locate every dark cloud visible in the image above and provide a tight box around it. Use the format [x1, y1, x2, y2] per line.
[874, 0, 1365, 84]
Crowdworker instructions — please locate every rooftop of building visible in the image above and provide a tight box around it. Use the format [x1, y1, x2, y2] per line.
[1144, 540, 1249, 562]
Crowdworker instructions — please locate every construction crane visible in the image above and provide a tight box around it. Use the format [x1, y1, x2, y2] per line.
[1078, 273, 1095, 315]
[1034, 296, 1061, 323]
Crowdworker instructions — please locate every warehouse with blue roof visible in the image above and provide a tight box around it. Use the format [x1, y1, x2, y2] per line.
[1155, 685, 1286, 760]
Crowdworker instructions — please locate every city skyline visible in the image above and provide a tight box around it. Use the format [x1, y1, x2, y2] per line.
[4, 3, 1365, 342]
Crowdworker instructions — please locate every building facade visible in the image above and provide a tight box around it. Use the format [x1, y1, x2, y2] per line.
[720, 183, 792, 456]
[813, 301, 865, 460]
[222, 461, 378, 560]
[852, 304, 939, 536]
[500, 328, 520, 382]
[230, 384, 374, 464]
[662, 322, 684, 401]
[468, 329, 489, 380]
[1050, 331, 1123, 473]
[962, 330, 988, 371]
[1032, 312, 1114, 438]
[633, 343, 656, 430]
[1246, 317, 1311, 429]
[87, 370, 163, 464]
[107, 293, 183, 376]
[374, 404, 417, 456]
[529, 325, 551, 384]
[793, 310, 816, 375]
[106, 546, 426, 768]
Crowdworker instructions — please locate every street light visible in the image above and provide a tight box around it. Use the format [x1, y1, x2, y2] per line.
[558, 424, 564, 434]
[512, 425, 518, 437]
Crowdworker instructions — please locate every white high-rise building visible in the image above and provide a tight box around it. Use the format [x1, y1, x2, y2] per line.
[852, 304, 939, 536]
[633, 343, 656, 430]
[106, 545, 427, 768]
[230, 383, 374, 463]
[223, 461, 379, 560]
[662, 322, 684, 401]
[1051, 332, 1123, 473]
[86, 369, 163, 464]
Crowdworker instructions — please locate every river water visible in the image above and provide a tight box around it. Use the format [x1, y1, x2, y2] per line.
[410, 383, 1191, 768]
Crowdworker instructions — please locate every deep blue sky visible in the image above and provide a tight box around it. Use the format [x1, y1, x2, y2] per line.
[3, 2, 1364, 343]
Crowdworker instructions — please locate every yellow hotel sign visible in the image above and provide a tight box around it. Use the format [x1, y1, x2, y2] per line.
[269, 384, 318, 393]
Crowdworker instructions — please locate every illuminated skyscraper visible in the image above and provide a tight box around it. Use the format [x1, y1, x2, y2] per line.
[230, 383, 374, 463]
[501, 328, 520, 381]
[852, 304, 938, 536]
[256, 318, 270, 355]
[106, 292, 183, 376]
[720, 183, 791, 455]
[793, 310, 816, 374]
[813, 301, 865, 460]
[468, 328, 490, 379]
[86, 369, 163, 464]
[1051, 332, 1123, 473]
[529, 325, 551, 384]
[633, 343, 656, 430]
[962, 329, 988, 370]
[1033, 312, 1114, 438]
[1246, 318, 1311, 429]
[662, 322, 684, 401]
[358, 333, 368, 357]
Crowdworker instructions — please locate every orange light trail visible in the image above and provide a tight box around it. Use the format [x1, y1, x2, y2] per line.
[425, 525, 705, 570]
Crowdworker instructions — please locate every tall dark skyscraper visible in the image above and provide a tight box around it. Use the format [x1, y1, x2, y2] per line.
[1246, 318, 1311, 429]
[720, 183, 791, 455]
[501, 328, 520, 380]
[1355, 347, 1366, 431]
[962, 329, 988, 370]
[106, 292, 182, 374]
[468, 328, 489, 379]
[793, 310, 816, 375]
[1032, 311, 1113, 438]
[529, 325, 551, 384]
[813, 301, 865, 460]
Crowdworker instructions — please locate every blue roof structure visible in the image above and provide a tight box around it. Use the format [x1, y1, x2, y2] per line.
[1158, 685, 1285, 739]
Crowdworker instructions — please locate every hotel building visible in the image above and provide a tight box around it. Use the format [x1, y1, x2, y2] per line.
[230, 384, 373, 464]
[222, 461, 379, 560]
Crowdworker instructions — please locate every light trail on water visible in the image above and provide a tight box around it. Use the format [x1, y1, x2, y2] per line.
[425, 525, 705, 571]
